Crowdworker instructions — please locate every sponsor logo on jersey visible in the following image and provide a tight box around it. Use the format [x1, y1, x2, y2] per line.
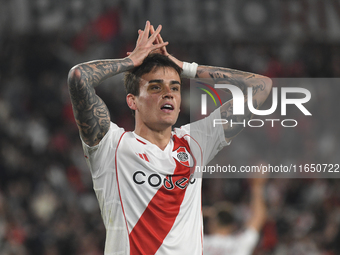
[133, 171, 196, 189]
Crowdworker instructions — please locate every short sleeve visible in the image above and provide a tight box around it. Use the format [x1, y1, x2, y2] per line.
[234, 228, 259, 254]
[204, 228, 259, 255]
[176, 107, 230, 167]
[81, 122, 125, 178]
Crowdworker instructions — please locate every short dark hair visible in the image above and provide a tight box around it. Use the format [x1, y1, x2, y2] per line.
[124, 54, 182, 96]
[213, 202, 235, 226]
[216, 210, 234, 226]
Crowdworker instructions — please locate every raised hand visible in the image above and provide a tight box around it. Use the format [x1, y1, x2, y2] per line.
[149, 25, 169, 56]
[127, 22, 184, 69]
[127, 21, 168, 67]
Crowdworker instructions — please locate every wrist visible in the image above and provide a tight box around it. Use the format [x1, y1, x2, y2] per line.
[181, 62, 198, 78]
[126, 53, 144, 68]
[126, 56, 137, 67]
[167, 54, 183, 69]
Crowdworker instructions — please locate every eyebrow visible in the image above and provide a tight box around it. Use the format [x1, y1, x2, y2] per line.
[148, 79, 181, 85]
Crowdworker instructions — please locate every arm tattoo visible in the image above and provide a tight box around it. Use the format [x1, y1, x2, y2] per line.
[68, 58, 134, 146]
[196, 66, 270, 140]
[196, 66, 254, 94]
[252, 80, 266, 96]
[221, 99, 257, 139]
[196, 65, 271, 140]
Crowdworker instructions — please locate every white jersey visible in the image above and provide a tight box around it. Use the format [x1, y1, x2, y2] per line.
[82, 109, 228, 255]
[203, 228, 259, 255]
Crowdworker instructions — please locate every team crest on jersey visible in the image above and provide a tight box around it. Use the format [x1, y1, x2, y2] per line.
[172, 147, 194, 167]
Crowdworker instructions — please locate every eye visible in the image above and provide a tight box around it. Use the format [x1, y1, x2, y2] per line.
[150, 85, 161, 90]
[171, 85, 180, 92]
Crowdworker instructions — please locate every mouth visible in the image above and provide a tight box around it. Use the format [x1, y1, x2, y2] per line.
[160, 103, 174, 112]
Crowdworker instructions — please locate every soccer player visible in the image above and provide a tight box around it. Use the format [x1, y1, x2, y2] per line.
[67, 21, 272, 255]
[203, 178, 267, 255]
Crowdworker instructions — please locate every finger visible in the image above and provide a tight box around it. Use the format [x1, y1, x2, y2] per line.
[151, 41, 168, 51]
[136, 29, 144, 45]
[149, 24, 164, 45]
[157, 33, 164, 44]
[127, 52, 132, 55]
[150, 25, 160, 44]
[148, 24, 162, 43]
[157, 33, 166, 52]
[157, 33, 169, 55]
[141, 21, 150, 42]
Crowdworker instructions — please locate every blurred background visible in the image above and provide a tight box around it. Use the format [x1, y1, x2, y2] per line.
[0, 0, 340, 254]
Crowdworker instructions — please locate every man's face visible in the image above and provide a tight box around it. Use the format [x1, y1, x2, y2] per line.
[132, 67, 181, 131]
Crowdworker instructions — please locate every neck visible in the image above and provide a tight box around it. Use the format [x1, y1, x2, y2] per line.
[134, 125, 172, 150]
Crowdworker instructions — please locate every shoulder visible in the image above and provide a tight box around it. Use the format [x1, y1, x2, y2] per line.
[234, 227, 259, 244]
[173, 124, 190, 138]
[82, 122, 125, 151]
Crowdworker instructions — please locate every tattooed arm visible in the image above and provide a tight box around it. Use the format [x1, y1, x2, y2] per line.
[196, 66, 272, 143]
[68, 59, 134, 146]
[68, 21, 168, 146]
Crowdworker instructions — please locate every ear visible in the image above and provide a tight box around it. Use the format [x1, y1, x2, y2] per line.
[126, 94, 137, 110]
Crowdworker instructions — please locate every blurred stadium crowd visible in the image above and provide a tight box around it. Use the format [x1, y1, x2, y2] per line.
[1, 1, 340, 255]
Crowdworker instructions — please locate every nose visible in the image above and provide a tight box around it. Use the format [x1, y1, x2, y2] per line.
[162, 86, 173, 99]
